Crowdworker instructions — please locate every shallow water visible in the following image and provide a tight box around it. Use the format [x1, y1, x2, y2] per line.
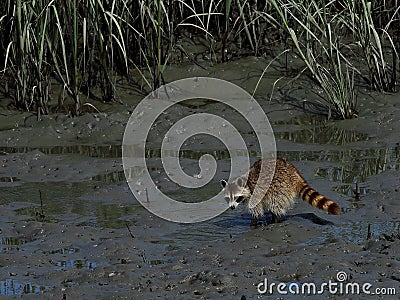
[0, 237, 26, 252]
[280, 147, 399, 184]
[0, 279, 46, 296]
[301, 220, 400, 246]
[54, 259, 97, 270]
[1, 122, 398, 241]
[0, 144, 122, 158]
[0, 96, 399, 297]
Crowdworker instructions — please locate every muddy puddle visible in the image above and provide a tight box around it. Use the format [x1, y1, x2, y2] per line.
[2, 123, 398, 228]
[54, 259, 97, 270]
[0, 237, 26, 253]
[302, 220, 400, 246]
[273, 115, 369, 145]
[0, 144, 122, 158]
[0, 279, 46, 297]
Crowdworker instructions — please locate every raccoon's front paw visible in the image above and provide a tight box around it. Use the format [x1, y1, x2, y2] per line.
[272, 213, 281, 223]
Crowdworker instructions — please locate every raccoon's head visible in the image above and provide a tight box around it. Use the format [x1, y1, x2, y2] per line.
[220, 177, 249, 210]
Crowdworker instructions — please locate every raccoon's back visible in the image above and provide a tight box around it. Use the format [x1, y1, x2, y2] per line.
[245, 158, 299, 216]
[246, 158, 340, 215]
[246, 158, 301, 193]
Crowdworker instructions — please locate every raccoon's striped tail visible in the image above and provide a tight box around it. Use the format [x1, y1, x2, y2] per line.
[298, 181, 340, 215]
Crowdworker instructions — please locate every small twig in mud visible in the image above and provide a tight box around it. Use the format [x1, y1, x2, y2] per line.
[367, 224, 372, 240]
[353, 182, 360, 201]
[39, 190, 44, 215]
[125, 222, 135, 239]
[36, 190, 46, 220]
[82, 102, 101, 113]
[140, 250, 148, 264]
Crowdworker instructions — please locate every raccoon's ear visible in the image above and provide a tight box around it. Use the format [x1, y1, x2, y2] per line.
[236, 177, 244, 187]
[220, 180, 227, 188]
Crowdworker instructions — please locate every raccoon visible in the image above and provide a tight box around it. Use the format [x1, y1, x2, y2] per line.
[221, 158, 340, 226]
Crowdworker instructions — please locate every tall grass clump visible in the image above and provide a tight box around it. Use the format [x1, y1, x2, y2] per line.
[259, 0, 399, 119]
[130, 0, 215, 90]
[1, 0, 53, 116]
[1, 0, 129, 116]
[0, 0, 221, 114]
[0, 0, 399, 119]
[260, 0, 358, 119]
[340, 0, 399, 92]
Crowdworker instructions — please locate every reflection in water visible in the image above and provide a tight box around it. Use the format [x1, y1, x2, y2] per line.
[12, 191, 139, 229]
[2, 179, 139, 229]
[1, 118, 398, 249]
[15, 206, 58, 223]
[4, 145, 398, 230]
[275, 126, 367, 145]
[42, 247, 80, 255]
[130, 147, 399, 194]
[3, 181, 92, 216]
[149, 259, 164, 265]
[0, 237, 26, 252]
[0, 177, 20, 183]
[301, 220, 400, 245]
[0, 279, 46, 296]
[273, 114, 368, 145]
[92, 203, 138, 229]
[333, 184, 369, 197]
[55, 259, 97, 270]
[0, 144, 121, 158]
[91, 170, 126, 183]
[144, 147, 399, 190]
[280, 146, 400, 186]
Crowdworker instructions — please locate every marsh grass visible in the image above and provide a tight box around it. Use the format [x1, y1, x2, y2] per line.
[340, 0, 400, 92]
[260, 0, 399, 118]
[0, 0, 399, 118]
[1, 0, 129, 116]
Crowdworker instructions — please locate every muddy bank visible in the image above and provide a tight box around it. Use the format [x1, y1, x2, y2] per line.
[0, 58, 399, 299]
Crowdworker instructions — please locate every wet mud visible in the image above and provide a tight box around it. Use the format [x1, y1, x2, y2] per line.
[0, 58, 399, 299]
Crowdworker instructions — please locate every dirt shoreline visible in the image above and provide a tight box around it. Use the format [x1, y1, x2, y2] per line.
[0, 59, 399, 299]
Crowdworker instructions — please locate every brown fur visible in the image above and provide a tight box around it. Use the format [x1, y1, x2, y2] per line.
[222, 158, 340, 225]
